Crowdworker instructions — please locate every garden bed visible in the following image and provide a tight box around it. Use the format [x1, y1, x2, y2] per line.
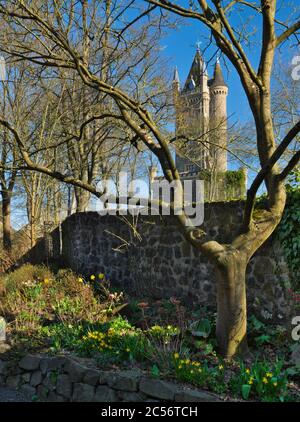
[0, 264, 299, 402]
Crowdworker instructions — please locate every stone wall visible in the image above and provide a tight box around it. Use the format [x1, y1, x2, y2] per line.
[26, 200, 291, 321]
[0, 354, 219, 402]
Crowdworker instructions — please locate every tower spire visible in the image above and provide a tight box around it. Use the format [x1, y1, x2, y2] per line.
[183, 47, 205, 91]
[173, 66, 180, 83]
[211, 59, 227, 87]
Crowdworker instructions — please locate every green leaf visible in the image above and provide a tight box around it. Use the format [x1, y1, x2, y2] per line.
[189, 319, 212, 338]
[151, 364, 160, 378]
[241, 384, 251, 400]
[255, 334, 271, 345]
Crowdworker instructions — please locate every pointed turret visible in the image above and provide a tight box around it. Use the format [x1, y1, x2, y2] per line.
[172, 66, 180, 96]
[183, 49, 205, 91]
[173, 66, 180, 84]
[210, 59, 227, 88]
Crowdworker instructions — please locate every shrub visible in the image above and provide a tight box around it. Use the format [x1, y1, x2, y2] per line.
[2, 264, 53, 293]
[0, 265, 126, 339]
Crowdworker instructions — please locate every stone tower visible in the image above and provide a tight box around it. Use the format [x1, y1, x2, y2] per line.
[173, 49, 228, 174]
[209, 59, 228, 172]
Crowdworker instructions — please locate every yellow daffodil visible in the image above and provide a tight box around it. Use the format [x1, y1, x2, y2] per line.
[90, 275, 96, 280]
[218, 364, 224, 370]
[173, 353, 179, 359]
[78, 277, 84, 283]
[266, 372, 273, 378]
[98, 273, 105, 279]
[262, 377, 268, 384]
[44, 278, 50, 285]
[245, 368, 250, 374]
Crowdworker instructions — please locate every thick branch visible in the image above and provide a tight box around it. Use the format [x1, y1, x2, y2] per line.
[243, 119, 300, 228]
[278, 150, 300, 181]
[276, 19, 300, 47]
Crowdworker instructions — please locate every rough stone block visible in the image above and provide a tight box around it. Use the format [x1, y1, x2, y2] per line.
[94, 385, 117, 402]
[64, 360, 88, 383]
[42, 372, 57, 392]
[19, 355, 41, 371]
[82, 369, 100, 385]
[72, 383, 95, 402]
[6, 374, 21, 389]
[48, 392, 65, 402]
[139, 378, 178, 400]
[98, 370, 111, 385]
[22, 373, 31, 383]
[30, 370, 43, 387]
[0, 360, 8, 375]
[107, 370, 141, 392]
[20, 383, 36, 399]
[40, 356, 67, 375]
[36, 384, 49, 401]
[175, 388, 220, 402]
[56, 374, 72, 399]
[117, 391, 147, 402]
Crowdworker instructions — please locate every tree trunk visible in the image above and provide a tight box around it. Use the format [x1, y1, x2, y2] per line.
[74, 187, 90, 212]
[30, 216, 36, 248]
[2, 192, 12, 252]
[215, 249, 249, 359]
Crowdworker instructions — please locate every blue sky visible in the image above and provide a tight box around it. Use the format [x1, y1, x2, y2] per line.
[158, 1, 299, 127]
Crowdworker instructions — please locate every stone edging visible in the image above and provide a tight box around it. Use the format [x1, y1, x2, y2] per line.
[0, 354, 221, 402]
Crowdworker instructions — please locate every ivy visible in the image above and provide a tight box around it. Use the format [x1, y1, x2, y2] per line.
[276, 171, 300, 288]
[197, 169, 246, 188]
[225, 169, 246, 187]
